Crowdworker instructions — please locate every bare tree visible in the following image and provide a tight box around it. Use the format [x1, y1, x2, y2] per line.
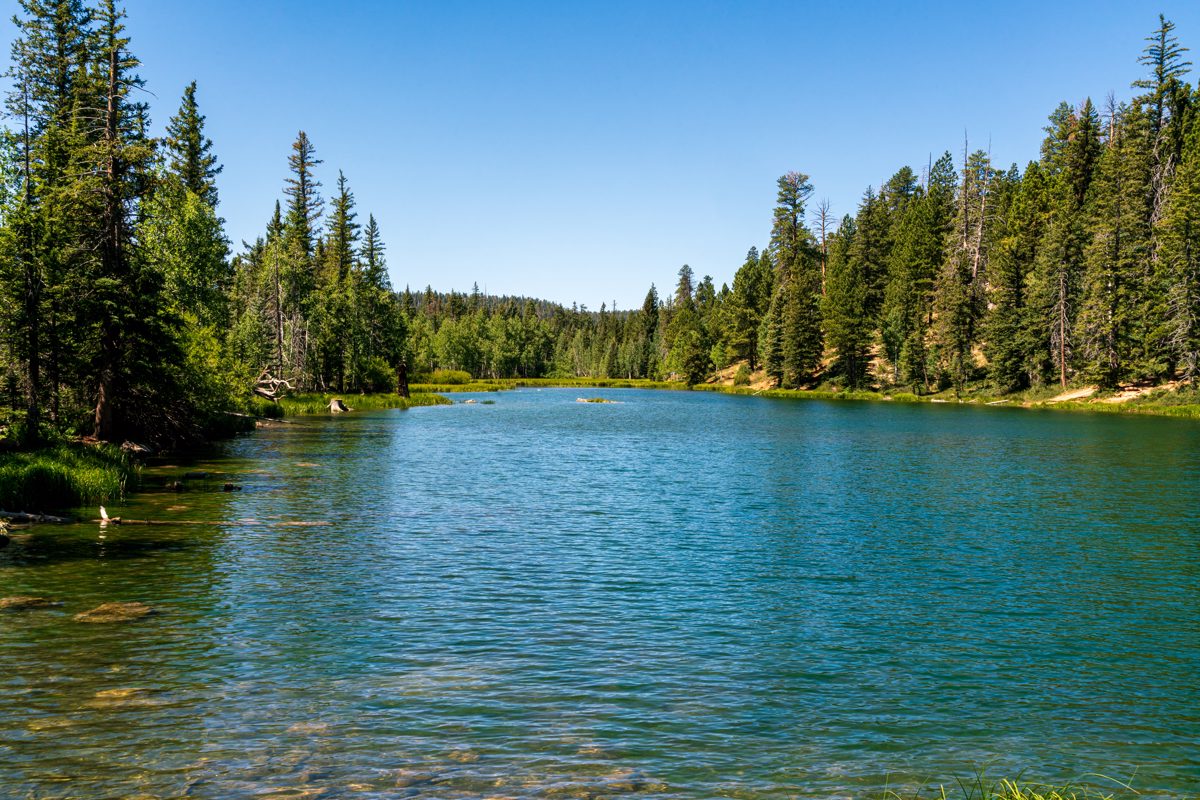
[810, 198, 834, 295]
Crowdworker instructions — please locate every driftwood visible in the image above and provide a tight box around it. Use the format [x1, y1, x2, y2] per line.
[224, 411, 300, 425]
[254, 368, 294, 402]
[329, 398, 349, 413]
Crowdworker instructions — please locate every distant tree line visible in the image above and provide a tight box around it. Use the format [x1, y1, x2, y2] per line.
[1, 3, 1197, 450]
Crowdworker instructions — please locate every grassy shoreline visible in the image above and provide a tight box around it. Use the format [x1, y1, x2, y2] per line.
[413, 376, 1200, 419]
[0, 441, 136, 513]
[275, 391, 452, 415]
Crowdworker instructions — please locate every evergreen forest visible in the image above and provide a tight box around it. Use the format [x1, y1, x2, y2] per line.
[3, 2, 1200, 449]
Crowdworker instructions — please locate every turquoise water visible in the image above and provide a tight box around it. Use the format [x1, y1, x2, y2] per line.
[2, 388, 1198, 799]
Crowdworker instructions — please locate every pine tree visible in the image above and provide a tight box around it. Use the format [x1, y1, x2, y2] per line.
[360, 213, 389, 290]
[6, 0, 94, 433]
[759, 282, 784, 382]
[86, 0, 163, 440]
[1134, 14, 1192, 223]
[985, 162, 1045, 392]
[851, 185, 893, 318]
[1025, 100, 1102, 387]
[771, 172, 821, 386]
[164, 81, 222, 206]
[723, 247, 772, 367]
[324, 170, 359, 284]
[283, 130, 323, 271]
[674, 264, 695, 310]
[822, 216, 871, 387]
[1156, 89, 1200, 382]
[881, 153, 954, 390]
[1079, 102, 1154, 387]
[933, 147, 993, 393]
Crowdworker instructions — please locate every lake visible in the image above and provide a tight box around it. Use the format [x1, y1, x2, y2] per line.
[2, 388, 1198, 799]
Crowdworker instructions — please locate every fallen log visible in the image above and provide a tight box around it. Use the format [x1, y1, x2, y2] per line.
[223, 411, 300, 425]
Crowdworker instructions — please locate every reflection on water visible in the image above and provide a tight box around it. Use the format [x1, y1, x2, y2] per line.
[1, 389, 1198, 798]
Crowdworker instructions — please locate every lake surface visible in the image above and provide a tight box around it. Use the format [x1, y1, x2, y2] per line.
[2, 388, 1198, 799]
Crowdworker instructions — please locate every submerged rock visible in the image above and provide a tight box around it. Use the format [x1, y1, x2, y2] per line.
[86, 687, 162, 708]
[73, 601, 156, 623]
[1, 596, 60, 611]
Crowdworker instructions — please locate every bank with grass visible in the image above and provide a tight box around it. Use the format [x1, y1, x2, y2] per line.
[400, 372, 1200, 420]
[0, 442, 135, 513]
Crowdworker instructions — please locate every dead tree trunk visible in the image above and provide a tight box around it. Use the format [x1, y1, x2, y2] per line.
[396, 361, 410, 398]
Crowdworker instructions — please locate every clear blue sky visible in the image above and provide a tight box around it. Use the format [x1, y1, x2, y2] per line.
[7, 1, 1200, 307]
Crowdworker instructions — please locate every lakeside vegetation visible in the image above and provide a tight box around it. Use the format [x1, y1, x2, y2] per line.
[275, 391, 450, 416]
[878, 774, 1164, 800]
[4, 3, 1200, 472]
[0, 3, 1197, 494]
[0, 440, 131, 511]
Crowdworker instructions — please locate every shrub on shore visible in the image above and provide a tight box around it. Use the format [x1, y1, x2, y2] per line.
[430, 369, 473, 385]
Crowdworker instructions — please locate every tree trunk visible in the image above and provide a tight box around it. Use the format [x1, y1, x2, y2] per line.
[396, 361, 410, 398]
[19, 79, 41, 445]
[94, 33, 121, 442]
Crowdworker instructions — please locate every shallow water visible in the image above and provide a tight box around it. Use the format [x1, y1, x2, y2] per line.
[2, 388, 1198, 799]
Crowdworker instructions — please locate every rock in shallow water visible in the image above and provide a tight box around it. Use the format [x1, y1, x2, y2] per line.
[86, 687, 162, 708]
[73, 601, 156, 623]
[1, 596, 60, 611]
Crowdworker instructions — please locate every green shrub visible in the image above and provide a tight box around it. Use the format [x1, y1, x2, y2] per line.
[359, 357, 396, 393]
[733, 363, 751, 386]
[889, 392, 921, 403]
[430, 369, 472, 385]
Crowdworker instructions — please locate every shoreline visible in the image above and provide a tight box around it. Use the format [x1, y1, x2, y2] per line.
[4, 377, 1196, 517]
[414, 377, 1200, 420]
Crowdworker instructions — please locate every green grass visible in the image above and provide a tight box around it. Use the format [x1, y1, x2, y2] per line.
[247, 396, 285, 418]
[0, 442, 135, 511]
[277, 392, 452, 416]
[877, 771, 1170, 800]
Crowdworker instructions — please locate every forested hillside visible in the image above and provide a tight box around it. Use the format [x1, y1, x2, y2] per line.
[2, 3, 1198, 449]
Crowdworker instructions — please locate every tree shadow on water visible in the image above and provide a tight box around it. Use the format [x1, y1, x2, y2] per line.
[1, 528, 199, 568]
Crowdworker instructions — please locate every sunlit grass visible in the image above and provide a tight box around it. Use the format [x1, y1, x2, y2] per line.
[278, 392, 451, 416]
[0, 442, 134, 511]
